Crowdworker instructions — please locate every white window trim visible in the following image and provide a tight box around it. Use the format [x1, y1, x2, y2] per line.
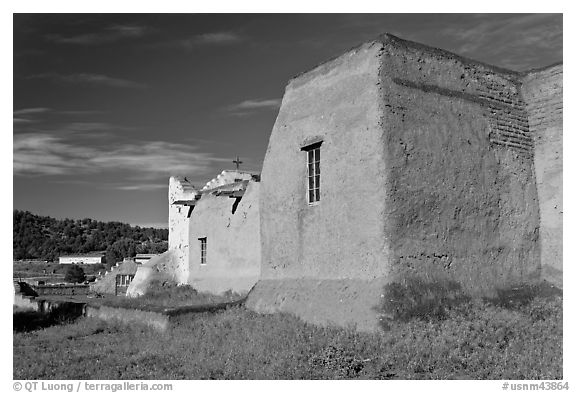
[301, 141, 322, 206]
[199, 237, 207, 265]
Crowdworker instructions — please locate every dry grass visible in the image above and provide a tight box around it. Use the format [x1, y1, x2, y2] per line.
[13, 285, 562, 380]
[100, 282, 243, 310]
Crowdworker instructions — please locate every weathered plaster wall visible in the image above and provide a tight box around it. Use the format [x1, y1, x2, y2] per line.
[168, 176, 198, 283]
[247, 42, 391, 331]
[248, 35, 546, 331]
[521, 64, 563, 287]
[126, 250, 183, 297]
[380, 35, 540, 294]
[187, 182, 261, 295]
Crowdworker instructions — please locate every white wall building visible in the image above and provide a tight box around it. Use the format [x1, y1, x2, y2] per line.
[59, 253, 105, 264]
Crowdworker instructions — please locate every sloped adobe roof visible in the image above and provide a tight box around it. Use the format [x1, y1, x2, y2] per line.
[289, 32, 522, 87]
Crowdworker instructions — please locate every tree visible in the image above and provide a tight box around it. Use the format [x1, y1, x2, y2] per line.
[64, 265, 86, 283]
[13, 210, 169, 262]
[105, 238, 137, 267]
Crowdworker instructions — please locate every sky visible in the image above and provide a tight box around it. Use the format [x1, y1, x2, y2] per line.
[13, 13, 563, 228]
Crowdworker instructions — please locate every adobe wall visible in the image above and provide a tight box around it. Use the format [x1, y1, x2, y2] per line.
[520, 64, 563, 288]
[247, 42, 391, 331]
[167, 176, 197, 283]
[187, 182, 261, 295]
[126, 250, 184, 297]
[379, 36, 541, 294]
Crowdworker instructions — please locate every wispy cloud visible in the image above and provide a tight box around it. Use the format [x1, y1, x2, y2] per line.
[116, 184, 167, 191]
[13, 118, 37, 124]
[178, 31, 244, 49]
[46, 24, 148, 45]
[13, 107, 51, 116]
[14, 133, 229, 178]
[13, 108, 113, 131]
[439, 14, 562, 70]
[14, 107, 106, 117]
[225, 98, 282, 115]
[25, 73, 148, 89]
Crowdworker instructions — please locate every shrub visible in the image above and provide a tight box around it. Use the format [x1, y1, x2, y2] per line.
[487, 282, 562, 310]
[64, 265, 86, 283]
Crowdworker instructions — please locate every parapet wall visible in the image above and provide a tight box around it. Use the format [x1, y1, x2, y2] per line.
[168, 176, 198, 283]
[521, 64, 563, 287]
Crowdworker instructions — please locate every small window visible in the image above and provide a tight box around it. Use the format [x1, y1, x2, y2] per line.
[302, 142, 321, 204]
[117, 274, 134, 287]
[199, 237, 207, 265]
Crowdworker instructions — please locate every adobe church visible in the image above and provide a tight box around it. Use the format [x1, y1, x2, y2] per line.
[127, 34, 562, 331]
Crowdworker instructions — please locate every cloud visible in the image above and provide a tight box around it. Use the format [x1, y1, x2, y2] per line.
[13, 107, 106, 117]
[225, 98, 282, 115]
[438, 14, 562, 70]
[13, 107, 51, 116]
[14, 133, 229, 178]
[116, 184, 167, 191]
[13, 109, 115, 132]
[13, 118, 37, 124]
[25, 73, 148, 89]
[46, 24, 148, 45]
[179, 32, 244, 49]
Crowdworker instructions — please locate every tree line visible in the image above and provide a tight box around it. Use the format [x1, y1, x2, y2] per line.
[13, 210, 168, 266]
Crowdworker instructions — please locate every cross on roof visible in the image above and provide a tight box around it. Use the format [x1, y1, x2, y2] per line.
[233, 156, 243, 170]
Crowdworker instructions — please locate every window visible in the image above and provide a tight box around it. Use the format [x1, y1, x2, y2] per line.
[116, 274, 134, 287]
[302, 142, 321, 204]
[199, 237, 207, 265]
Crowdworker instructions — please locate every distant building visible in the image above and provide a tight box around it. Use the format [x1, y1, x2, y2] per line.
[90, 259, 141, 296]
[59, 252, 105, 265]
[134, 254, 161, 263]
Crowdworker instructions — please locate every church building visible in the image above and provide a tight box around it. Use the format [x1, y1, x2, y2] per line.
[128, 34, 562, 332]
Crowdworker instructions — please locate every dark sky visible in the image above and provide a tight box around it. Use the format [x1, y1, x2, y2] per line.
[13, 14, 563, 228]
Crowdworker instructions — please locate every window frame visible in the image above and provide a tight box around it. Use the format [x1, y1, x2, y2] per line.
[116, 274, 134, 287]
[199, 237, 207, 265]
[301, 141, 322, 205]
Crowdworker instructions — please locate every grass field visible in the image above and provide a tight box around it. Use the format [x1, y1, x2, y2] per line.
[13, 284, 562, 380]
[13, 261, 106, 281]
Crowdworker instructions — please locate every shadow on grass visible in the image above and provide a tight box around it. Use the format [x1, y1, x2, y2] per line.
[14, 311, 67, 332]
[486, 282, 562, 310]
[377, 277, 563, 330]
[14, 303, 84, 332]
[377, 277, 470, 329]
